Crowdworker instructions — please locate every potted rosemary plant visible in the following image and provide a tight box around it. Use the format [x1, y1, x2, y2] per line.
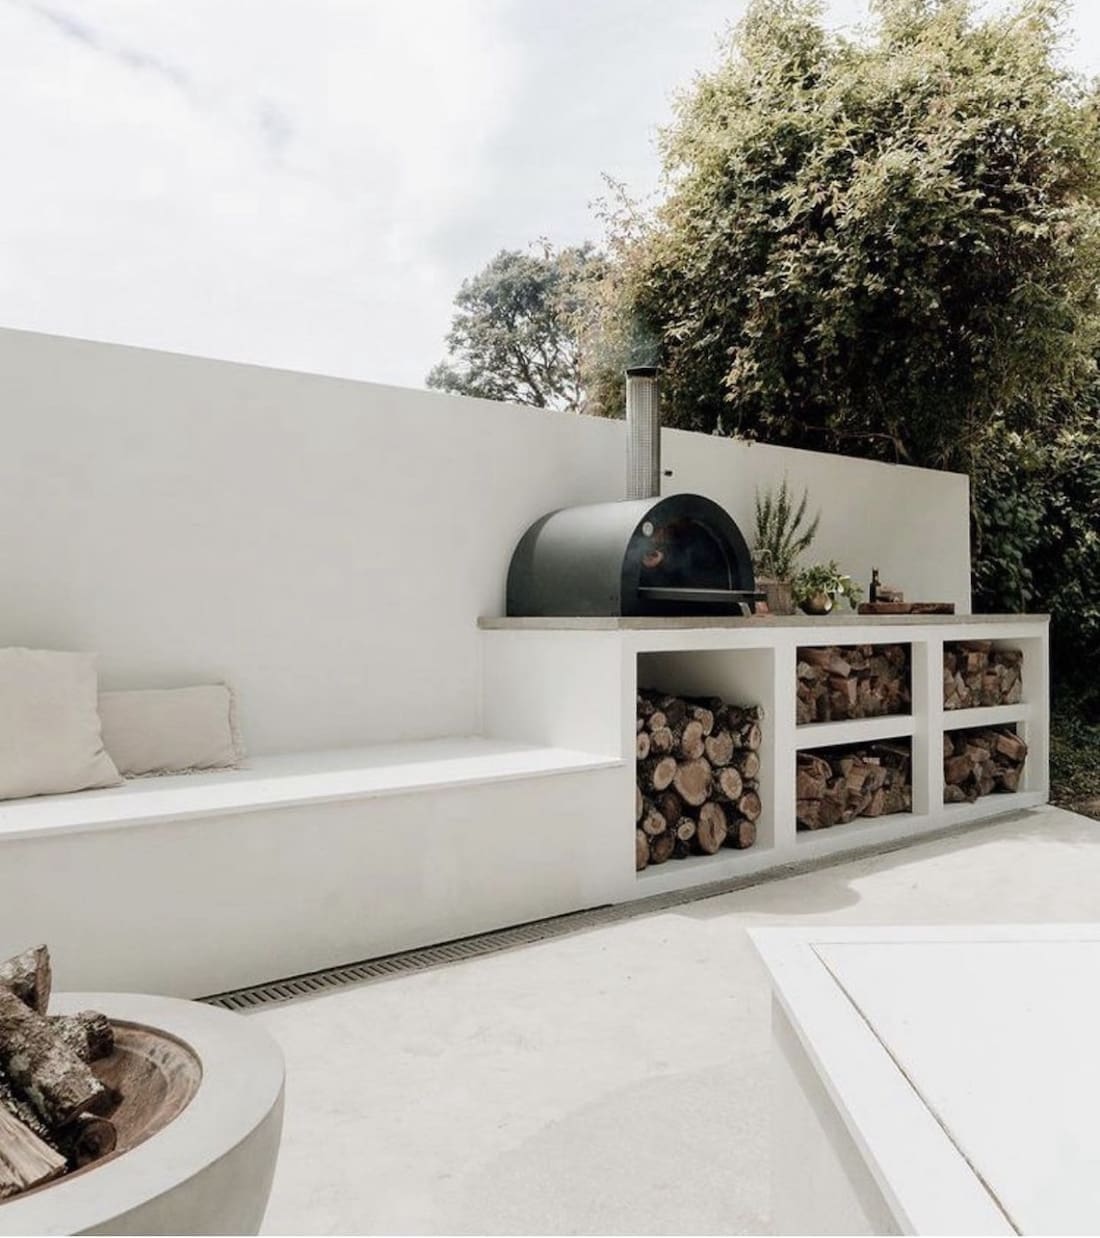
[753, 479, 820, 615]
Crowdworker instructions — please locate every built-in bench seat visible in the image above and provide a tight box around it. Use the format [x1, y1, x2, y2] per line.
[0, 738, 627, 998]
[0, 737, 620, 841]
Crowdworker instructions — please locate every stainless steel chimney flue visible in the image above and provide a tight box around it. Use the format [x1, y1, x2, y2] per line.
[625, 366, 660, 500]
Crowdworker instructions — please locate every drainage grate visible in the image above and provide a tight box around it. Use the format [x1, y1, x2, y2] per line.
[202, 906, 619, 1011]
[202, 810, 1010, 1012]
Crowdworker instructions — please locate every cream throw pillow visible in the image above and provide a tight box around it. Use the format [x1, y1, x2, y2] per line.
[0, 648, 122, 800]
[98, 685, 243, 777]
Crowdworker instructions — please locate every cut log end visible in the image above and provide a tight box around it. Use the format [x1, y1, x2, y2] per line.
[0, 946, 52, 1016]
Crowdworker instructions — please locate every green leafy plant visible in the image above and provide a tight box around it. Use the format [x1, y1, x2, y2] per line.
[793, 561, 862, 610]
[753, 478, 820, 581]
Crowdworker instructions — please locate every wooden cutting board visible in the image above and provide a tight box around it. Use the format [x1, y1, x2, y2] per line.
[858, 602, 956, 615]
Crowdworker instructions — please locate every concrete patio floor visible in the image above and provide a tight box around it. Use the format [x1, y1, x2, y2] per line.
[254, 805, 1100, 1236]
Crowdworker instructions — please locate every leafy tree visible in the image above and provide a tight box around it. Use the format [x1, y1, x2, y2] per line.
[587, 0, 1100, 788]
[428, 242, 607, 413]
[593, 0, 1100, 467]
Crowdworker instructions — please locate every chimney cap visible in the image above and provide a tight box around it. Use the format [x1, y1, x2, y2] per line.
[625, 365, 659, 378]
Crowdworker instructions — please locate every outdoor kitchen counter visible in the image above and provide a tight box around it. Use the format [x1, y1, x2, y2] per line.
[479, 612, 1047, 629]
[479, 612, 1050, 901]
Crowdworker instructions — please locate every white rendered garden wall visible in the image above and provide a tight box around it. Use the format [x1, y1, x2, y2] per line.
[0, 327, 971, 756]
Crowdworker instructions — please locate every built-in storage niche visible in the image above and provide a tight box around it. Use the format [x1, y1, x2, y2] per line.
[635, 649, 772, 871]
[796, 644, 911, 725]
[796, 739, 912, 830]
[943, 724, 1027, 802]
[943, 641, 1022, 710]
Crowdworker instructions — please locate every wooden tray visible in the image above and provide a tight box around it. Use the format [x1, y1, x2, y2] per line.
[858, 602, 955, 615]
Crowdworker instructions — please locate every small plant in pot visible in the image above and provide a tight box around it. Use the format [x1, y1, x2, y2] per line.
[793, 561, 862, 615]
[753, 479, 820, 615]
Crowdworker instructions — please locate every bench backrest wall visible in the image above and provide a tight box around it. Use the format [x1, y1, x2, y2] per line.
[0, 327, 971, 754]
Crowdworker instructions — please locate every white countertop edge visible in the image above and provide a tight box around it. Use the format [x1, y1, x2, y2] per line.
[750, 927, 1017, 1236]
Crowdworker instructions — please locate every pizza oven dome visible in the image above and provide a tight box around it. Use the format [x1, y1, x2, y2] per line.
[506, 492, 759, 618]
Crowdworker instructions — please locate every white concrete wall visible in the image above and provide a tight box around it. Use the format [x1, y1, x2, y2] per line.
[0, 327, 970, 754]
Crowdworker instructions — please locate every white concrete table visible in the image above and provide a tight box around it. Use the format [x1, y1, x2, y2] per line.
[752, 925, 1100, 1236]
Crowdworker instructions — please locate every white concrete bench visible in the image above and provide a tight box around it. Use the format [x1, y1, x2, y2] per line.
[0, 739, 626, 998]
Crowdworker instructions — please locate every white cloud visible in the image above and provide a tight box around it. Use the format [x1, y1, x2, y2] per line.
[0, 0, 1097, 388]
[0, 0, 520, 384]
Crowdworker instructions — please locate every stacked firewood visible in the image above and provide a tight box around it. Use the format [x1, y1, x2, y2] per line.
[0, 945, 118, 1200]
[943, 642, 1023, 710]
[944, 727, 1027, 802]
[635, 690, 762, 870]
[796, 645, 910, 725]
[796, 742, 912, 829]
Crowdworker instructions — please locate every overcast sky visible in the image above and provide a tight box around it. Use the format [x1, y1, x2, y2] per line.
[2, 0, 1098, 389]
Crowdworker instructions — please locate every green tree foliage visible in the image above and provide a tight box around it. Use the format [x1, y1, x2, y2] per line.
[591, 0, 1100, 770]
[598, 0, 1100, 464]
[428, 242, 607, 412]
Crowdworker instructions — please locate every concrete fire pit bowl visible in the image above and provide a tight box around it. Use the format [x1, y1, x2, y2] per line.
[0, 993, 284, 1236]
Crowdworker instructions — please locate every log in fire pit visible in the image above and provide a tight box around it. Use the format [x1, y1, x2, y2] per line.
[0, 946, 283, 1235]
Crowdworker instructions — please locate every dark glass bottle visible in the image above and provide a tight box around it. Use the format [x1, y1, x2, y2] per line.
[870, 568, 880, 603]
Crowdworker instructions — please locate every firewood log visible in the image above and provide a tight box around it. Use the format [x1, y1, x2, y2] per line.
[943, 644, 1024, 710]
[648, 830, 676, 864]
[60, 1114, 117, 1168]
[800, 648, 832, 668]
[688, 706, 715, 736]
[796, 644, 911, 722]
[714, 766, 743, 802]
[673, 758, 712, 807]
[696, 801, 728, 854]
[635, 784, 643, 824]
[635, 830, 649, 872]
[945, 754, 973, 785]
[655, 790, 685, 829]
[704, 729, 735, 767]
[0, 946, 51, 1015]
[677, 719, 706, 760]
[739, 722, 763, 752]
[737, 789, 762, 822]
[0, 1065, 57, 1148]
[649, 726, 674, 755]
[674, 816, 697, 843]
[797, 799, 822, 829]
[635, 731, 651, 761]
[0, 988, 107, 1126]
[734, 749, 761, 780]
[796, 756, 828, 801]
[639, 756, 677, 794]
[645, 710, 667, 733]
[656, 695, 687, 728]
[640, 805, 668, 837]
[0, 1105, 66, 1199]
[999, 765, 1022, 792]
[994, 731, 1028, 763]
[728, 817, 757, 849]
[48, 1013, 114, 1065]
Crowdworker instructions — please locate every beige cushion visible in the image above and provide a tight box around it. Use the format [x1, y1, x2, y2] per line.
[0, 648, 122, 800]
[98, 685, 243, 777]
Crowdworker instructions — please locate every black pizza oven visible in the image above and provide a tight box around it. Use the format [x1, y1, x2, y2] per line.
[506, 368, 762, 617]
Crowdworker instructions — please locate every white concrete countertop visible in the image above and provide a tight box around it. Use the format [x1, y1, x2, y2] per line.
[480, 612, 1048, 630]
[752, 925, 1100, 1236]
